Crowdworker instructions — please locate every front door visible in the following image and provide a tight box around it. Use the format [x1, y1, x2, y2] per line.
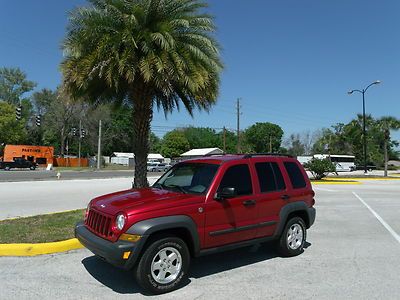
[204, 163, 258, 248]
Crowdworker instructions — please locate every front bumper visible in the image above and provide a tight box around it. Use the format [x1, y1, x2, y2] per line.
[75, 221, 143, 269]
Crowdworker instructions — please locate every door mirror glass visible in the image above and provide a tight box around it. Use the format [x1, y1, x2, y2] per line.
[216, 187, 237, 200]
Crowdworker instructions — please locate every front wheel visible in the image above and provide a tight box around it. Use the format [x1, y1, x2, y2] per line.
[277, 217, 306, 257]
[135, 237, 190, 294]
[30, 166, 36, 170]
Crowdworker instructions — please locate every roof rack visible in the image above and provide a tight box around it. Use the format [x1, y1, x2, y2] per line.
[242, 153, 293, 159]
[204, 152, 226, 157]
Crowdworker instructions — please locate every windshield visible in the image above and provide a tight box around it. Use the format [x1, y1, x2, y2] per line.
[153, 163, 219, 194]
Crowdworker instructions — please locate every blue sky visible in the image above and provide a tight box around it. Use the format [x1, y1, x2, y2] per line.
[1, 0, 399, 142]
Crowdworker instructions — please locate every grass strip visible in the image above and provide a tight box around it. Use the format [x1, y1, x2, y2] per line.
[0, 209, 84, 244]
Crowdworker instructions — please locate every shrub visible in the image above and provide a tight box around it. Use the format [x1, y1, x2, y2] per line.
[304, 158, 336, 180]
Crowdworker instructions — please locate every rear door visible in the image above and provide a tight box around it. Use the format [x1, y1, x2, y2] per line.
[251, 158, 288, 238]
[204, 162, 258, 248]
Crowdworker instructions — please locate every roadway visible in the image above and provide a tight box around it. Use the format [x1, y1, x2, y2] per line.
[0, 169, 163, 182]
[0, 177, 160, 220]
[1, 180, 400, 298]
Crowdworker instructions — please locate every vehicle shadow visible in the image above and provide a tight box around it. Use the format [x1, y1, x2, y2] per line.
[82, 256, 142, 294]
[81, 241, 312, 295]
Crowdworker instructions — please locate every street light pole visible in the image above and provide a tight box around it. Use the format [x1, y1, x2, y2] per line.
[348, 80, 381, 174]
[362, 91, 367, 174]
[78, 119, 82, 167]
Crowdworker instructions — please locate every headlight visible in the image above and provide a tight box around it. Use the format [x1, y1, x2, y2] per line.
[116, 214, 126, 231]
[84, 202, 91, 221]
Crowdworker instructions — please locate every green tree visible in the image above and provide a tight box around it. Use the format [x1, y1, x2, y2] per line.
[182, 126, 219, 149]
[216, 128, 236, 153]
[285, 133, 305, 156]
[0, 101, 27, 148]
[313, 115, 394, 168]
[61, 0, 223, 187]
[26, 89, 58, 145]
[32, 88, 57, 115]
[377, 116, 400, 176]
[40, 89, 84, 156]
[149, 132, 162, 153]
[0, 67, 36, 106]
[160, 130, 190, 158]
[244, 122, 284, 153]
[103, 105, 134, 155]
[304, 158, 336, 180]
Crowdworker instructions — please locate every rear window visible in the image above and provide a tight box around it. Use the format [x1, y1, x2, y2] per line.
[284, 162, 306, 189]
[255, 162, 286, 192]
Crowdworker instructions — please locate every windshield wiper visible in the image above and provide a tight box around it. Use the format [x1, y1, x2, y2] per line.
[165, 184, 187, 194]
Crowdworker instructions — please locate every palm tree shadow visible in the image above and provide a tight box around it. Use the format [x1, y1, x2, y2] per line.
[81, 241, 312, 294]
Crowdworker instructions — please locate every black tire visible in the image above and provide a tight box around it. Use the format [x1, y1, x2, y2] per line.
[277, 217, 306, 257]
[135, 237, 190, 294]
[4, 166, 11, 171]
[30, 166, 36, 170]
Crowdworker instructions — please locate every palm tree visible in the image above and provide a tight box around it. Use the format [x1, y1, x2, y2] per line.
[377, 116, 400, 177]
[61, 0, 222, 187]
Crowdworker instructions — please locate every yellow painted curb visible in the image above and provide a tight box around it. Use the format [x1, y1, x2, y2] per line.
[0, 238, 83, 257]
[312, 181, 361, 185]
[325, 177, 400, 181]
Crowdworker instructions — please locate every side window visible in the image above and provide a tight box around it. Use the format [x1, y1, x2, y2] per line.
[255, 162, 286, 192]
[272, 163, 286, 190]
[284, 162, 306, 189]
[218, 164, 253, 196]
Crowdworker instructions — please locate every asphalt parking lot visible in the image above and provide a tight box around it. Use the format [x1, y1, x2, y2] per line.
[1, 180, 400, 299]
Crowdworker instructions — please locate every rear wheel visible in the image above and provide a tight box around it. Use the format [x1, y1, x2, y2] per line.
[277, 217, 306, 257]
[135, 237, 190, 294]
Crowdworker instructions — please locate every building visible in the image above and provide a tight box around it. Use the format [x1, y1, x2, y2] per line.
[180, 148, 224, 159]
[2, 145, 54, 165]
[110, 152, 165, 166]
[110, 152, 134, 166]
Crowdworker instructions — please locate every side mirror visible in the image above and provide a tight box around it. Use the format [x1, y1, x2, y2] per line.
[215, 187, 237, 200]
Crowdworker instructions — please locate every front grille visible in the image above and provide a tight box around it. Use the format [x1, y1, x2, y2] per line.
[85, 209, 113, 238]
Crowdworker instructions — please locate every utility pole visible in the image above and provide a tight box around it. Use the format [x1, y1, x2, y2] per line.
[236, 98, 241, 153]
[97, 120, 102, 169]
[269, 136, 272, 152]
[78, 119, 82, 167]
[223, 126, 226, 153]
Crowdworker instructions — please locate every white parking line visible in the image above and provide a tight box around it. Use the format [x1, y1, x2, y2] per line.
[353, 192, 400, 245]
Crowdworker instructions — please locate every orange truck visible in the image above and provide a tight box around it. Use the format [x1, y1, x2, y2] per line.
[1, 145, 54, 166]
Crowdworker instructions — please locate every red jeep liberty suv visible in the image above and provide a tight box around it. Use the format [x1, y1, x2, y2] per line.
[75, 154, 316, 294]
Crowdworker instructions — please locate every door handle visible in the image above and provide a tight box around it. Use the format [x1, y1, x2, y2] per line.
[281, 194, 290, 200]
[243, 200, 256, 206]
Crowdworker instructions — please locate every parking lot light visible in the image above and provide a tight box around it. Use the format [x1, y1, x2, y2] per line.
[347, 80, 381, 173]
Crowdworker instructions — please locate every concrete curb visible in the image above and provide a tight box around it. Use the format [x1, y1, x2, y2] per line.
[0, 238, 83, 257]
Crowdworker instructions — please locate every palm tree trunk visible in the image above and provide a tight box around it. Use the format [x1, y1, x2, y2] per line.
[384, 137, 388, 177]
[132, 88, 153, 188]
